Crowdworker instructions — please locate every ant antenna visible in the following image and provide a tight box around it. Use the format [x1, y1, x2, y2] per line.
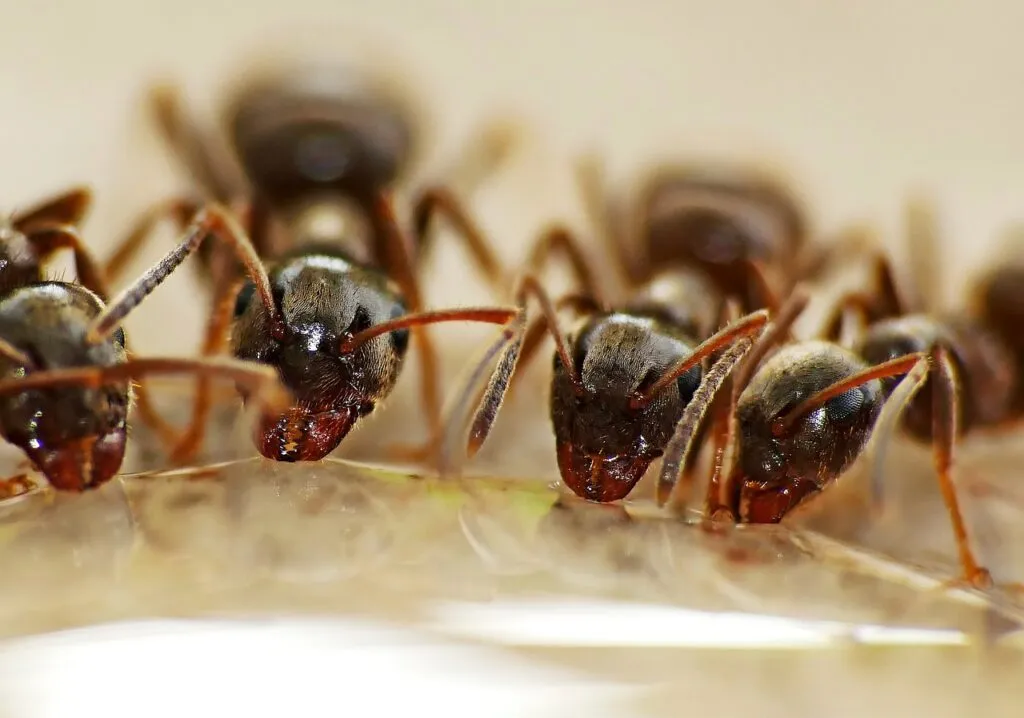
[338, 307, 519, 354]
[0, 355, 291, 411]
[772, 353, 926, 435]
[630, 309, 769, 409]
[658, 334, 756, 510]
[86, 203, 276, 344]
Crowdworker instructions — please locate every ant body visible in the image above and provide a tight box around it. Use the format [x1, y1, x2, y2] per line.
[574, 156, 869, 314]
[0, 187, 289, 496]
[110, 63, 520, 463]
[435, 216, 774, 505]
[433, 153, 846, 503]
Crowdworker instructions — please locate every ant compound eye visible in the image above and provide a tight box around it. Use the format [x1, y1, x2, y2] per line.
[348, 305, 373, 335]
[824, 388, 865, 423]
[111, 327, 126, 347]
[675, 366, 702, 405]
[234, 281, 257, 318]
[388, 304, 409, 355]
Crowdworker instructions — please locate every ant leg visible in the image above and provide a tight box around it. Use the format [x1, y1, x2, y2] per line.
[148, 83, 243, 203]
[929, 345, 992, 589]
[820, 251, 908, 343]
[168, 201, 275, 465]
[660, 334, 757, 513]
[21, 223, 109, 301]
[167, 277, 246, 464]
[85, 203, 275, 464]
[411, 185, 507, 291]
[369, 193, 446, 455]
[574, 154, 645, 288]
[904, 196, 943, 316]
[12, 186, 93, 231]
[101, 197, 201, 285]
[438, 275, 576, 476]
[524, 225, 604, 304]
[429, 119, 520, 200]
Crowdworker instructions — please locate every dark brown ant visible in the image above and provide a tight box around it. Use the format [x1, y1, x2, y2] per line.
[574, 156, 866, 313]
[796, 200, 1024, 588]
[434, 222, 773, 505]
[107, 63, 521, 463]
[0, 188, 290, 496]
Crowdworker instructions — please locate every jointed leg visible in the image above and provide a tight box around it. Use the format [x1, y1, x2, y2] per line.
[12, 186, 93, 232]
[168, 276, 246, 464]
[411, 185, 507, 292]
[148, 83, 243, 204]
[574, 155, 646, 288]
[102, 197, 201, 285]
[23, 223, 110, 301]
[929, 345, 992, 589]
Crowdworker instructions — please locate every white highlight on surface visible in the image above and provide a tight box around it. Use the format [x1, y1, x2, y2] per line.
[0, 618, 640, 718]
[426, 598, 970, 648]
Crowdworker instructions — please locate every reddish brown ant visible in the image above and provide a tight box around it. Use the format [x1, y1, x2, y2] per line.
[108, 63, 521, 463]
[0, 187, 290, 496]
[573, 156, 867, 313]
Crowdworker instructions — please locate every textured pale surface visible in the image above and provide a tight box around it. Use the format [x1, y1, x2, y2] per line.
[3, 1, 1024, 714]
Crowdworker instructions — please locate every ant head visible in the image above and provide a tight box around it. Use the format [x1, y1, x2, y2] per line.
[226, 65, 419, 208]
[0, 282, 129, 490]
[231, 252, 409, 462]
[733, 340, 883, 523]
[549, 313, 702, 503]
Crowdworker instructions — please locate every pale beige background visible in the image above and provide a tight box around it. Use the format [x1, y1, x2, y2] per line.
[5, 0, 1024, 357]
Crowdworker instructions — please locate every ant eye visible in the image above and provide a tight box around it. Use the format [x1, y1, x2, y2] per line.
[348, 306, 372, 335]
[111, 327, 126, 347]
[675, 366, 701, 404]
[389, 304, 409, 355]
[234, 282, 256, 318]
[824, 388, 865, 423]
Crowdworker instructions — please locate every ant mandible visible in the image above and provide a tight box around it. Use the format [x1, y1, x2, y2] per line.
[0, 187, 290, 497]
[106, 62, 521, 464]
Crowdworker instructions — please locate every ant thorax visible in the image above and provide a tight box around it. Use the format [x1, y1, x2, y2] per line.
[280, 194, 376, 265]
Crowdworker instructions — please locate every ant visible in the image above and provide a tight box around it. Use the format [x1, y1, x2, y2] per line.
[573, 156, 869, 314]
[434, 220, 774, 506]
[107, 63, 522, 463]
[0, 186, 290, 497]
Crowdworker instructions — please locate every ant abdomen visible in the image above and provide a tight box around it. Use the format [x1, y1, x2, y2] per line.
[856, 314, 1014, 439]
[972, 264, 1024, 409]
[734, 341, 883, 523]
[226, 66, 419, 207]
[0, 282, 129, 490]
[639, 168, 806, 309]
[549, 312, 703, 503]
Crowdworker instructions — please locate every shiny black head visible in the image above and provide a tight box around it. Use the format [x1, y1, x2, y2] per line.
[231, 251, 410, 462]
[0, 282, 129, 490]
[734, 340, 882, 523]
[549, 312, 702, 503]
[226, 66, 418, 207]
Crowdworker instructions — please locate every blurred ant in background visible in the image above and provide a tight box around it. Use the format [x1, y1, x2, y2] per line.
[571, 156, 868, 314]
[0, 186, 288, 497]
[107, 63, 521, 463]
